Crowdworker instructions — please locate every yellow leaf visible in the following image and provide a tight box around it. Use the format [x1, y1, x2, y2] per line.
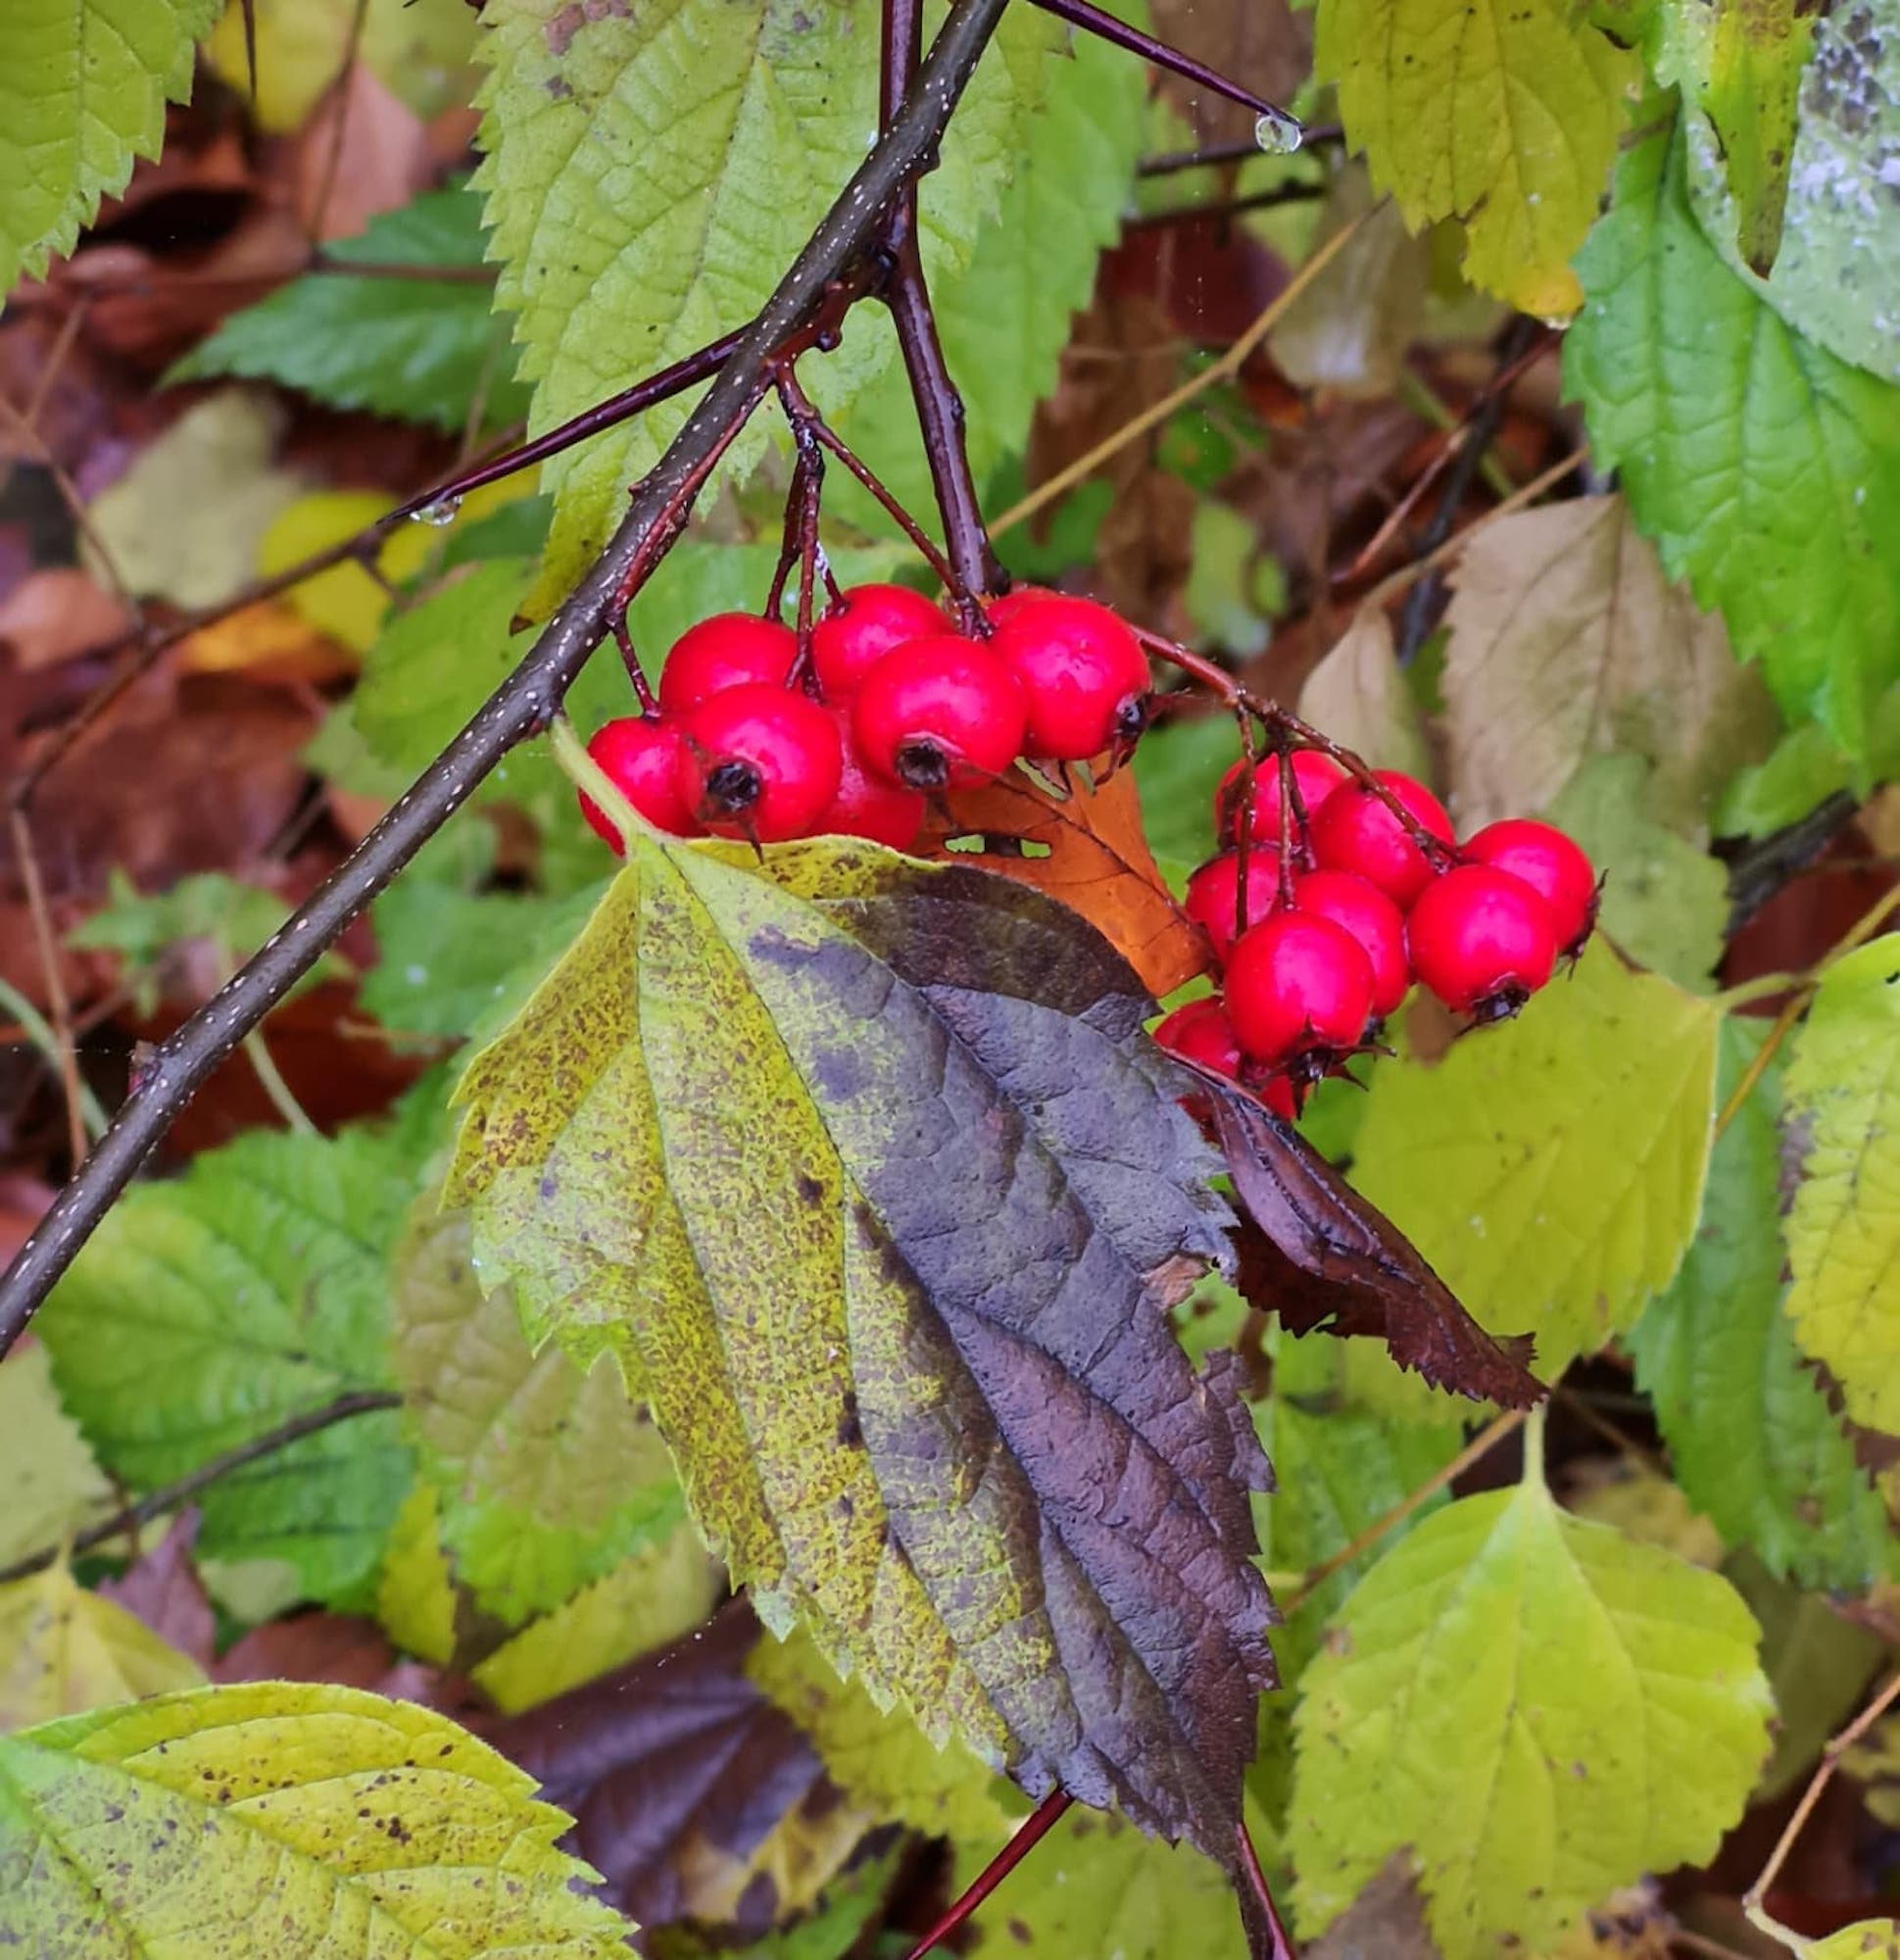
[0, 1565, 203, 1733]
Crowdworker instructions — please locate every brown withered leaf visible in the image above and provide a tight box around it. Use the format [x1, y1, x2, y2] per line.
[924, 764, 1210, 998]
[1307, 1853, 1441, 1959]
[216, 1610, 450, 1710]
[1210, 1086, 1544, 1408]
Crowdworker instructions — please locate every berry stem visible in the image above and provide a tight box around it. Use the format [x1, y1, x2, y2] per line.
[1234, 1818, 1301, 1960]
[609, 617, 660, 715]
[901, 1790, 1074, 1959]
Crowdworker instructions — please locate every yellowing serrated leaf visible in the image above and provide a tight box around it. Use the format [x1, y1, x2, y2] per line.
[1783, 938, 1900, 1433]
[376, 1484, 459, 1666]
[1812, 1925, 1900, 1960]
[1289, 1479, 1773, 1957]
[0, 1681, 630, 1954]
[1315, 0, 1638, 310]
[1350, 945, 1720, 1379]
[0, 1347, 113, 1568]
[1697, 0, 1816, 274]
[0, 1565, 203, 1733]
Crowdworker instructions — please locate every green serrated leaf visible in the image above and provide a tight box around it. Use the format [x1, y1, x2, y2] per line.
[1565, 122, 1900, 759]
[0, 0, 221, 295]
[1315, 0, 1638, 311]
[1350, 945, 1721, 1380]
[0, 1348, 113, 1569]
[446, 834, 1271, 1859]
[1289, 1478, 1774, 1957]
[37, 1127, 422, 1611]
[1782, 936, 1900, 1434]
[171, 186, 530, 434]
[473, 0, 1063, 606]
[1132, 713, 1237, 884]
[0, 1681, 630, 1955]
[0, 1565, 203, 1733]
[1628, 1022, 1894, 1590]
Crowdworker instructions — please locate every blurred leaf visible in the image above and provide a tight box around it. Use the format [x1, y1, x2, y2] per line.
[1350, 946, 1720, 1379]
[0, 1564, 203, 1732]
[0, 1347, 113, 1569]
[1716, 689, 1900, 836]
[173, 186, 529, 434]
[1299, 610, 1432, 785]
[1303, 1856, 1441, 1960]
[1783, 937, 1900, 1435]
[1810, 1924, 1900, 1959]
[649, 1851, 901, 1960]
[1564, 1465, 1724, 1567]
[1289, 1480, 1773, 1957]
[1133, 713, 1237, 884]
[0, 0, 221, 293]
[0, 1681, 630, 1955]
[98, 1515, 218, 1669]
[376, 1484, 459, 1666]
[1185, 502, 1280, 659]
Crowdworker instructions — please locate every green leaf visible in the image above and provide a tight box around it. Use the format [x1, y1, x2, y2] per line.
[171, 186, 530, 434]
[1133, 713, 1238, 887]
[0, 0, 221, 295]
[446, 835, 1272, 1860]
[1349, 945, 1720, 1380]
[1715, 687, 1900, 836]
[37, 1127, 421, 1611]
[1289, 1478, 1774, 1957]
[1314, 0, 1638, 311]
[1628, 1023, 1894, 1590]
[393, 1204, 684, 1620]
[0, 1681, 630, 1955]
[473, 0, 1064, 605]
[1812, 1926, 1900, 1960]
[0, 1348, 113, 1569]
[0, 1565, 203, 1732]
[1565, 122, 1900, 759]
[1782, 936, 1900, 1434]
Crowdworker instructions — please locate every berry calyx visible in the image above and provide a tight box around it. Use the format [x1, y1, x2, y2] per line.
[1224, 912, 1376, 1064]
[990, 595, 1151, 760]
[675, 683, 842, 842]
[1309, 769, 1454, 906]
[810, 583, 948, 700]
[658, 612, 798, 715]
[1153, 997, 1244, 1082]
[1406, 865, 1559, 1016]
[1218, 750, 1347, 847]
[1462, 818, 1598, 955]
[1185, 851, 1280, 961]
[1291, 869, 1410, 1017]
[813, 707, 927, 851]
[852, 634, 1027, 790]
[578, 716, 703, 847]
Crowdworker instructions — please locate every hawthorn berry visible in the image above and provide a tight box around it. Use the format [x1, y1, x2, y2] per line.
[1291, 869, 1410, 1018]
[1224, 912, 1376, 1065]
[1218, 750, 1347, 847]
[578, 715, 703, 847]
[990, 594, 1151, 760]
[810, 583, 948, 700]
[658, 612, 798, 715]
[1462, 818, 1597, 955]
[1310, 769, 1454, 906]
[985, 584, 1055, 628]
[675, 683, 842, 842]
[1185, 851, 1280, 961]
[852, 634, 1027, 790]
[1406, 864, 1558, 1015]
[1152, 996, 1244, 1081]
[813, 706, 927, 850]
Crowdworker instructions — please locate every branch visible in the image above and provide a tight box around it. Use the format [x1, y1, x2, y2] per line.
[0, 0, 1015, 1355]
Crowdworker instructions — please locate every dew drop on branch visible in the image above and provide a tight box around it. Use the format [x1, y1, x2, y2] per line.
[411, 496, 463, 527]
[1254, 108, 1303, 155]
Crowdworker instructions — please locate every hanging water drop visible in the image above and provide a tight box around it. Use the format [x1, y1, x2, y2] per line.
[1254, 107, 1304, 155]
[411, 494, 463, 527]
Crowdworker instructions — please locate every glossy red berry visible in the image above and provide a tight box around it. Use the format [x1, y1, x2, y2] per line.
[1406, 865, 1559, 1015]
[1259, 1074, 1298, 1121]
[985, 584, 1056, 628]
[852, 635, 1027, 790]
[1291, 870, 1409, 1018]
[658, 612, 797, 715]
[810, 583, 948, 700]
[1462, 818, 1598, 954]
[990, 595, 1151, 760]
[578, 716, 703, 847]
[1153, 996, 1244, 1081]
[675, 683, 841, 842]
[1218, 750, 1347, 846]
[1224, 912, 1376, 1064]
[813, 707, 927, 851]
[1310, 769, 1454, 906]
[1185, 851, 1280, 961]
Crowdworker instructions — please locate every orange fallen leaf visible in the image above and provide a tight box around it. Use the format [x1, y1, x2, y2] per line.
[179, 599, 356, 684]
[924, 762, 1210, 998]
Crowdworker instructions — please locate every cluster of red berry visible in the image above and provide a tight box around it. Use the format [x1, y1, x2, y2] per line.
[577, 584, 1151, 853]
[1156, 754, 1596, 1116]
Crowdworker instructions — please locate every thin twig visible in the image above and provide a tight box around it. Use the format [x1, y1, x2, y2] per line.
[1138, 127, 1344, 175]
[1235, 1819, 1300, 1960]
[901, 1791, 1074, 1959]
[0, 975, 110, 1143]
[1126, 180, 1327, 232]
[7, 808, 92, 1164]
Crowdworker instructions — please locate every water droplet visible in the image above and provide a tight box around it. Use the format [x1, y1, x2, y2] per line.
[411, 495, 463, 527]
[1254, 107, 1304, 155]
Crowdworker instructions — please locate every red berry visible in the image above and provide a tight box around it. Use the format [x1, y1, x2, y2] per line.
[578, 716, 703, 848]
[1218, 750, 1347, 848]
[852, 635, 1027, 790]
[1185, 851, 1280, 961]
[1224, 913, 1376, 1064]
[1406, 865, 1559, 1015]
[1259, 1074, 1298, 1122]
[1291, 870, 1410, 1019]
[813, 707, 927, 850]
[658, 612, 797, 715]
[990, 595, 1151, 760]
[1463, 818, 1597, 954]
[1153, 997, 1244, 1081]
[985, 584, 1056, 628]
[1310, 770, 1453, 906]
[810, 583, 948, 700]
[675, 683, 842, 842]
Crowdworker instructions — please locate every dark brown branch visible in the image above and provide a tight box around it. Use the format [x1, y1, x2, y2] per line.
[1138, 127, 1343, 176]
[0, 0, 1014, 1352]
[1127, 180, 1328, 231]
